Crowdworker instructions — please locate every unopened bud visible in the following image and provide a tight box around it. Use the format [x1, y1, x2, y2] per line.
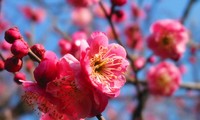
[4, 27, 22, 44]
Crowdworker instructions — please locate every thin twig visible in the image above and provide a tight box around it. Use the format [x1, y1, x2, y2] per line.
[181, 0, 197, 24]
[127, 79, 200, 90]
[0, 0, 2, 16]
[53, 26, 71, 40]
[96, 114, 106, 120]
[0, 52, 5, 61]
[28, 49, 41, 63]
[99, 1, 137, 70]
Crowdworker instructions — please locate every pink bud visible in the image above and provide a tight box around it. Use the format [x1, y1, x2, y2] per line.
[178, 65, 187, 75]
[0, 40, 11, 51]
[134, 57, 146, 69]
[30, 44, 46, 60]
[0, 60, 4, 71]
[34, 59, 57, 88]
[189, 56, 196, 64]
[111, 0, 127, 6]
[4, 27, 22, 44]
[72, 8, 92, 27]
[14, 72, 26, 84]
[112, 10, 126, 23]
[11, 40, 29, 58]
[58, 39, 72, 56]
[148, 56, 156, 63]
[4, 56, 23, 73]
[25, 60, 34, 71]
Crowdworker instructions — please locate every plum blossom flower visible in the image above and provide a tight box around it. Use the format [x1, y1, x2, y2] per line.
[80, 32, 129, 98]
[147, 19, 189, 60]
[125, 24, 143, 50]
[72, 8, 92, 27]
[20, 6, 46, 23]
[23, 52, 108, 119]
[58, 31, 87, 59]
[93, 3, 110, 18]
[112, 10, 127, 23]
[131, 3, 146, 20]
[147, 62, 181, 96]
[0, 18, 9, 34]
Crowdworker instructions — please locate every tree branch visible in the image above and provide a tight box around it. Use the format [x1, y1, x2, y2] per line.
[96, 114, 106, 120]
[28, 49, 41, 63]
[181, 0, 197, 24]
[127, 79, 200, 90]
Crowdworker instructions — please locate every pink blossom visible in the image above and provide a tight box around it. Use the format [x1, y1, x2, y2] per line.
[106, 26, 119, 40]
[23, 53, 107, 119]
[72, 8, 92, 27]
[147, 62, 181, 96]
[147, 19, 189, 60]
[125, 24, 143, 50]
[112, 10, 127, 23]
[67, 0, 99, 7]
[131, 3, 146, 19]
[58, 32, 87, 58]
[0, 18, 9, 34]
[22, 82, 68, 120]
[71, 31, 87, 59]
[80, 32, 129, 98]
[20, 6, 46, 23]
[46, 54, 93, 119]
[93, 3, 110, 18]
[25, 60, 34, 71]
[178, 65, 187, 75]
[133, 56, 146, 69]
[189, 56, 196, 64]
[0, 40, 11, 51]
[58, 39, 72, 56]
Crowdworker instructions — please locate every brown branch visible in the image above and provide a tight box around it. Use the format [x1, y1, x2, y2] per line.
[99, 1, 136, 70]
[28, 49, 41, 63]
[96, 114, 106, 120]
[0, 0, 2, 16]
[127, 79, 200, 90]
[53, 26, 71, 40]
[0, 52, 5, 61]
[99, 2, 145, 119]
[181, 0, 197, 24]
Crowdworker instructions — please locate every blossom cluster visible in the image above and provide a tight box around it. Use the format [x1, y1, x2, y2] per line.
[3, 27, 129, 120]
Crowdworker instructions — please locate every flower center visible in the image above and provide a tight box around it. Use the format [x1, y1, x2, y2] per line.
[159, 34, 174, 48]
[157, 73, 171, 87]
[90, 46, 123, 82]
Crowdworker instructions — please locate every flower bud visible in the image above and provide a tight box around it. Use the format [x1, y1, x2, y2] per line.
[11, 40, 29, 58]
[4, 56, 23, 73]
[34, 59, 57, 88]
[25, 60, 34, 71]
[111, 0, 127, 6]
[30, 44, 46, 60]
[4, 27, 22, 44]
[14, 72, 26, 84]
[58, 39, 72, 56]
[0, 40, 11, 51]
[112, 10, 126, 23]
[0, 60, 5, 71]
